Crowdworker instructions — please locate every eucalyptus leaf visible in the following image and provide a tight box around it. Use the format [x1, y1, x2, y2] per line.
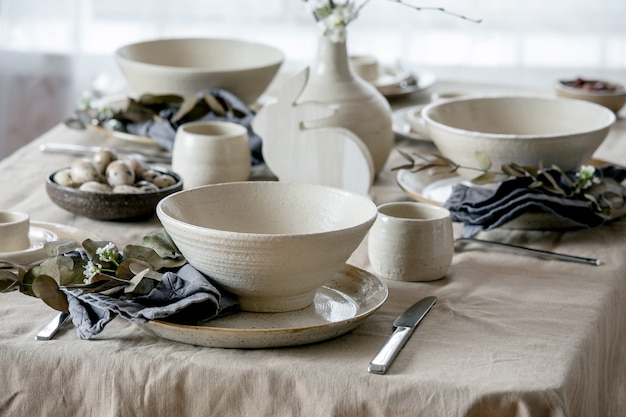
[204, 92, 226, 116]
[528, 180, 544, 188]
[117, 258, 152, 280]
[43, 239, 79, 257]
[32, 275, 69, 313]
[171, 95, 199, 124]
[32, 256, 76, 286]
[137, 229, 186, 267]
[475, 151, 492, 170]
[470, 171, 498, 185]
[501, 164, 526, 178]
[122, 246, 164, 270]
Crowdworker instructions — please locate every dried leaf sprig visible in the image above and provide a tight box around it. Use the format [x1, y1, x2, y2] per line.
[393, 150, 623, 215]
[0, 229, 186, 313]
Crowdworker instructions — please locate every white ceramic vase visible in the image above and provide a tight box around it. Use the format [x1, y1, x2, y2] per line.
[298, 36, 394, 175]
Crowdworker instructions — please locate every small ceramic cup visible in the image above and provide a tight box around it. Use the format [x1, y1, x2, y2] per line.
[368, 202, 454, 282]
[349, 55, 380, 83]
[172, 121, 251, 189]
[0, 211, 31, 252]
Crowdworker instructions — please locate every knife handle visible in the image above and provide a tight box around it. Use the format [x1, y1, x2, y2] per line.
[368, 326, 414, 374]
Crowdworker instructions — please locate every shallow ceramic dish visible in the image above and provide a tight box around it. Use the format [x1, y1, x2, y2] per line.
[157, 181, 378, 313]
[391, 105, 431, 142]
[374, 68, 435, 99]
[0, 221, 101, 266]
[554, 78, 626, 113]
[46, 166, 182, 221]
[422, 96, 616, 181]
[115, 38, 284, 104]
[140, 264, 387, 348]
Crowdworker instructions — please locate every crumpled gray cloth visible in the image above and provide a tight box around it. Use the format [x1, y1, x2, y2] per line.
[444, 166, 626, 237]
[126, 88, 264, 165]
[64, 264, 238, 340]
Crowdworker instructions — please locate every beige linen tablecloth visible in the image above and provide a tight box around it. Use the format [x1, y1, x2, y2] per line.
[1, 80, 625, 417]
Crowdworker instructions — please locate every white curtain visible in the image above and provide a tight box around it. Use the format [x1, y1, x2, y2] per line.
[1, 0, 625, 158]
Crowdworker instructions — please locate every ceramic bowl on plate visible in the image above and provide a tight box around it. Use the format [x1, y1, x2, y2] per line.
[114, 38, 284, 104]
[554, 78, 626, 113]
[46, 166, 182, 221]
[422, 96, 616, 180]
[156, 181, 378, 313]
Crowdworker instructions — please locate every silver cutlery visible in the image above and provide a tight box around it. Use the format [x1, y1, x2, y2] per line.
[369, 296, 436, 375]
[35, 311, 71, 341]
[39, 143, 172, 164]
[455, 237, 600, 266]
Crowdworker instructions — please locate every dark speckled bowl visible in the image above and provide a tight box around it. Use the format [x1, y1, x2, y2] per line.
[46, 166, 183, 221]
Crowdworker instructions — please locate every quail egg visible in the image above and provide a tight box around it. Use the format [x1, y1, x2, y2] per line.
[106, 160, 136, 187]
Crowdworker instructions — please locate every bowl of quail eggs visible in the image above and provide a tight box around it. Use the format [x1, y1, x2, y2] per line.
[46, 149, 182, 220]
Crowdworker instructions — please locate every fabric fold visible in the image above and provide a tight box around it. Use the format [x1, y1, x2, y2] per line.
[65, 264, 238, 340]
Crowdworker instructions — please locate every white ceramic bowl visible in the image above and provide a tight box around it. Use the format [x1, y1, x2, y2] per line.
[157, 182, 378, 313]
[114, 38, 284, 104]
[554, 78, 626, 113]
[422, 96, 616, 180]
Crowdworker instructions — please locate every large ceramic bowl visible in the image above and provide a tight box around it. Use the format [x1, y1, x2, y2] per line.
[156, 182, 378, 313]
[554, 78, 626, 113]
[114, 38, 284, 104]
[422, 96, 616, 180]
[46, 166, 182, 221]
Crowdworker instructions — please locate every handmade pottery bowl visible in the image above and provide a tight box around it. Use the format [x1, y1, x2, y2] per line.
[156, 181, 378, 313]
[554, 78, 626, 113]
[422, 96, 616, 180]
[46, 166, 182, 221]
[114, 38, 284, 104]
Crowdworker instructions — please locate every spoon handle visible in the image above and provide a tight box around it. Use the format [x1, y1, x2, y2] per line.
[456, 237, 600, 266]
[35, 312, 70, 340]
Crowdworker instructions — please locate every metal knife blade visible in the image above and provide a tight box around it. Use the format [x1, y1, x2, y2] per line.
[368, 296, 436, 375]
[39, 143, 172, 164]
[35, 312, 71, 341]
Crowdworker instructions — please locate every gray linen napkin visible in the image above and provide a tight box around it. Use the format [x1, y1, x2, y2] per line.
[64, 264, 238, 340]
[444, 166, 626, 237]
[125, 88, 264, 165]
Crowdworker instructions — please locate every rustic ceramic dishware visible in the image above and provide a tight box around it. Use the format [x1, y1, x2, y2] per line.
[156, 181, 378, 313]
[368, 202, 454, 282]
[421, 96, 616, 180]
[172, 121, 251, 189]
[554, 78, 626, 113]
[0, 211, 30, 252]
[349, 54, 380, 82]
[114, 38, 284, 104]
[46, 166, 182, 221]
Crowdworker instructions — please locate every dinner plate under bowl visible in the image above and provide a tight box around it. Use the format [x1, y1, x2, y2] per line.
[140, 264, 388, 349]
[396, 168, 584, 230]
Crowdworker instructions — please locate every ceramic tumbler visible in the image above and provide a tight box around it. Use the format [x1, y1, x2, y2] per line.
[172, 121, 250, 189]
[368, 202, 454, 282]
[0, 211, 30, 252]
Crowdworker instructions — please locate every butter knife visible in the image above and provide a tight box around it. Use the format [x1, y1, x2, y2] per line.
[39, 143, 172, 164]
[368, 296, 436, 374]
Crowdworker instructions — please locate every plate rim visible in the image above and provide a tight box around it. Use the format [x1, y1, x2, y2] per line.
[141, 263, 388, 347]
[392, 105, 431, 142]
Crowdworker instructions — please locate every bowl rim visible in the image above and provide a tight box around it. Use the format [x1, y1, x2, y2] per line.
[46, 165, 183, 196]
[114, 37, 285, 73]
[554, 79, 626, 96]
[422, 94, 617, 140]
[156, 181, 379, 239]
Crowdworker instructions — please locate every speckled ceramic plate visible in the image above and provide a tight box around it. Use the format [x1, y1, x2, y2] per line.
[141, 264, 388, 349]
[0, 221, 101, 266]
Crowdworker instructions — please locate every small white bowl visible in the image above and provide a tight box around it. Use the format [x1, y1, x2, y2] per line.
[422, 96, 616, 180]
[157, 182, 378, 313]
[554, 78, 626, 113]
[115, 38, 284, 104]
